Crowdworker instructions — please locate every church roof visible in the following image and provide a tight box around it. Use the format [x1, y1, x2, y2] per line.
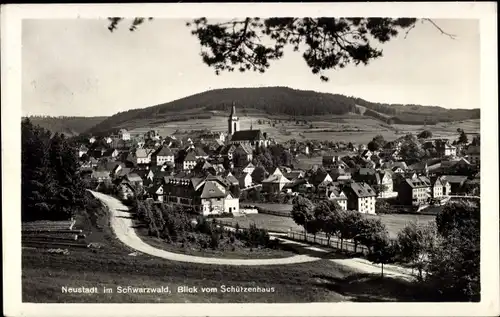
[231, 130, 264, 142]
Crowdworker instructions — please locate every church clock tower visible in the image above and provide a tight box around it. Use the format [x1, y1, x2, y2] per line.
[228, 103, 240, 136]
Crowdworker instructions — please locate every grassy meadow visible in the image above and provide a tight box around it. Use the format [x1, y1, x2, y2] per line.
[220, 212, 436, 239]
[128, 111, 479, 145]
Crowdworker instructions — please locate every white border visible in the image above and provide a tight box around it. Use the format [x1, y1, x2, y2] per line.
[2, 2, 498, 317]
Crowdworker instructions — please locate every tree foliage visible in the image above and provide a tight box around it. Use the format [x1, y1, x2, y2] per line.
[106, 17, 463, 83]
[291, 195, 316, 232]
[425, 200, 480, 301]
[396, 221, 438, 280]
[458, 131, 469, 144]
[417, 130, 433, 139]
[22, 119, 85, 221]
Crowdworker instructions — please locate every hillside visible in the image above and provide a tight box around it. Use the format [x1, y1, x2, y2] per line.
[25, 116, 107, 137]
[86, 87, 480, 136]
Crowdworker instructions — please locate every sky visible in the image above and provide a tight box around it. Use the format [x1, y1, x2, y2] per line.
[22, 18, 480, 117]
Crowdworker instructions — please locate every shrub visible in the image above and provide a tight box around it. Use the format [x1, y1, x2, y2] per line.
[210, 232, 220, 250]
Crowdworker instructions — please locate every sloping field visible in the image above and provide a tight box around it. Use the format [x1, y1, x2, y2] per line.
[128, 110, 479, 144]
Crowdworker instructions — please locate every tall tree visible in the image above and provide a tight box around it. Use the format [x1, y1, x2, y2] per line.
[396, 221, 438, 280]
[291, 195, 316, 237]
[313, 199, 342, 245]
[22, 119, 58, 221]
[425, 200, 480, 301]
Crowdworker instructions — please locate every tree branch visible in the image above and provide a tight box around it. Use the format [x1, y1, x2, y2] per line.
[423, 18, 456, 39]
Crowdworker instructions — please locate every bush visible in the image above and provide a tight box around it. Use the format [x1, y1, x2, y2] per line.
[206, 212, 234, 218]
[210, 232, 220, 250]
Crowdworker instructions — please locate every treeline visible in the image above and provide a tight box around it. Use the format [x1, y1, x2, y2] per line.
[86, 87, 480, 135]
[25, 116, 107, 136]
[22, 119, 86, 221]
[291, 196, 480, 301]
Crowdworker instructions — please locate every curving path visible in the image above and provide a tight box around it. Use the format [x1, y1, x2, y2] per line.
[90, 191, 321, 266]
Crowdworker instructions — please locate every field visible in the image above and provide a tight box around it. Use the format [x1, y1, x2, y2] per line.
[21, 197, 427, 303]
[220, 212, 436, 239]
[128, 111, 479, 145]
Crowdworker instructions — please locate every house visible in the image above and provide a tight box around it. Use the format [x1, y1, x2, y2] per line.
[322, 154, 341, 168]
[102, 149, 119, 159]
[125, 173, 143, 188]
[218, 144, 237, 160]
[242, 162, 256, 175]
[360, 149, 373, 160]
[117, 129, 131, 141]
[377, 170, 395, 198]
[90, 170, 111, 183]
[261, 174, 291, 193]
[436, 142, 457, 157]
[440, 175, 468, 194]
[176, 147, 209, 171]
[269, 167, 284, 176]
[149, 183, 164, 202]
[327, 188, 348, 211]
[233, 143, 254, 166]
[135, 148, 153, 165]
[237, 172, 253, 189]
[89, 136, 96, 144]
[151, 146, 174, 166]
[343, 182, 377, 214]
[78, 145, 89, 158]
[117, 182, 135, 201]
[163, 174, 239, 215]
[200, 180, 239, 215]
[381, 161, 408, 173]
[370, 154, 384, 167]
[89, 147, 107, 159]
[224, 172, 240, 187]
[396, 176, 431, 206]
[431, 177, 451, 199]
[284, 170, 305, 182]
[409, 162, 429, 176]
[466, 145, 480, 168]
[310, 169, 334, 191]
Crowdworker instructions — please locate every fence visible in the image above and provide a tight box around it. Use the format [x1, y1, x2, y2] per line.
[287, 230, 370, 255]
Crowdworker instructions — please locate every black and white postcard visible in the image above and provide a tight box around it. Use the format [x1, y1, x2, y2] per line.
[2, 2, 498, 317]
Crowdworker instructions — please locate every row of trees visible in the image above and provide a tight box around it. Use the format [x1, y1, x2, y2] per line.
[22, 119, 86, 221]
[291, 195, 480, 301]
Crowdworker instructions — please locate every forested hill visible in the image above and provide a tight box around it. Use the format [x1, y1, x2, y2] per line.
[25, 116, 108, 137]
[86, 87, 480, 135]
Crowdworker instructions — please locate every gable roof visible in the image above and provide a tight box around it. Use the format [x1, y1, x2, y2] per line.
[440, 175, 468, 184]
[135, 148, 151, 158]
[405, 176, 431, 188]
[126, 173, 143, 182]
[153, 146, 174, 157]
[91, 170, 110, 179]
[262, 174, 291, 184]
[200, 181, 227, 199]
[230, 129, 264, 142]
[346, 182, 377, 198]
[235, 143, 254, 155]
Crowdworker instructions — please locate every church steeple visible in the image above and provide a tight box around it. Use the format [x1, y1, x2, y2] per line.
[230, 102, 236, 117]
[228, 102, 240, 136]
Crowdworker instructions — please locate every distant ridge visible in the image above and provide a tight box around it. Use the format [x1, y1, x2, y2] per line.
[24, 116, 108, 137]
[85, 87, 480, 136]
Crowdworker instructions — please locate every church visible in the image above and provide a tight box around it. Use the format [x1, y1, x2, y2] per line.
[227, 104, 270, 148]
